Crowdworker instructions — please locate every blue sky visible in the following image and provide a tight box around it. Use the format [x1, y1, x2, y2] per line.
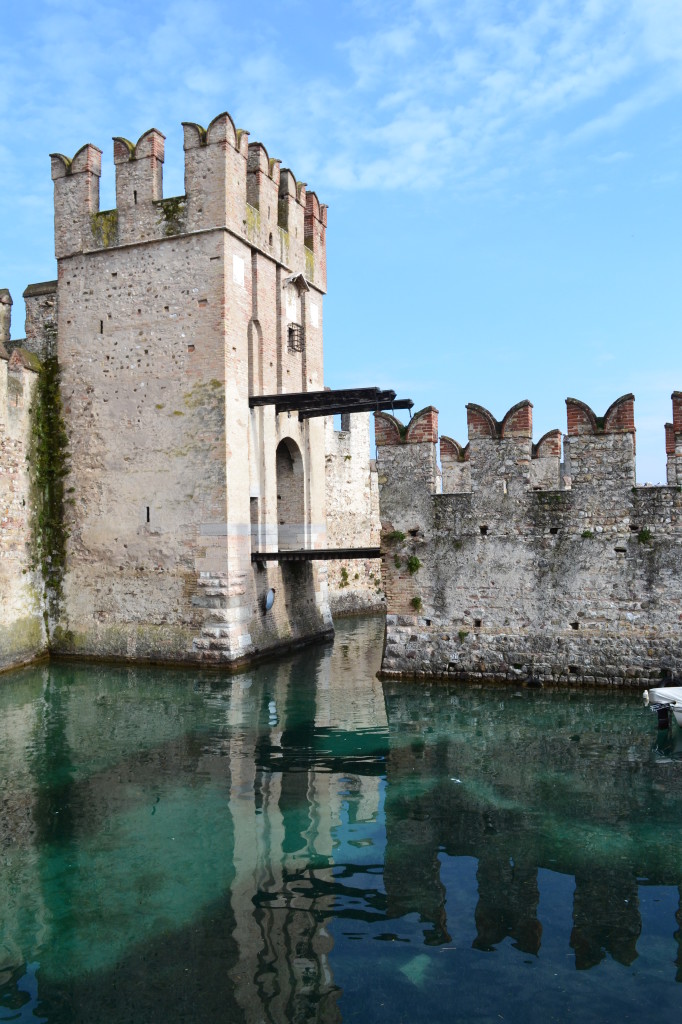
[1, 0, 681, 481]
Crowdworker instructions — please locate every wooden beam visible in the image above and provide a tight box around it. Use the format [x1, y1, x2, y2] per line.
[298, 399, 413, 420]
[249, 387, 390, 410]
[251, 547, 381, 562]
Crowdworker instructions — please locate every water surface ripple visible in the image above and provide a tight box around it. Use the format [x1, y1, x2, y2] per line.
[1, 617, 681, 1022]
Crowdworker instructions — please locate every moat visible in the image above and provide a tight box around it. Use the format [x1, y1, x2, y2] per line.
[1, 615, 681, 1023]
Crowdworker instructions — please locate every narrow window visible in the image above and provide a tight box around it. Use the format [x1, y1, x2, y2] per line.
[99, 320, 103, 334]
[133, 190, 138, 205]
[146, 506, 150, 523]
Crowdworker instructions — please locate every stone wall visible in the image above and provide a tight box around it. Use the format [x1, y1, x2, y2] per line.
[376, 395, 682, 687]
[46, 113, 333, 666]
[0, 297, 46, 671]
[324, 412, 383, 614]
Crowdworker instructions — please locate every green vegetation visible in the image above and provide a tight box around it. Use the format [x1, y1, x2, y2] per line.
[340, 567, 349, 588]
[407, 555, 422, 575]
[410, 596, 423, 613]
[394, 555, 402, 569]
[458, 630, 469, 642]
[90, 209, 119, 248]
[384, 530, 406, 543]
[156, 196, 187, 237]
[638, 528, 652, 544]
[28, 355, 70, 629]
[305, 246, 314, 281]
[581, 530, 594, 539]
[245, 203, 261, 238]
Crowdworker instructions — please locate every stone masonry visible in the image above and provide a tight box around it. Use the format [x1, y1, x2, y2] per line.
[0, 293, 45, 670]
[324, 412, 383, 614]
[0, 111, 380, 672]
[376, 395, 682, 687]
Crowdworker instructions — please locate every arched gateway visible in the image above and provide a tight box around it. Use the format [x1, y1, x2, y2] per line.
[276, 438, 305, 551]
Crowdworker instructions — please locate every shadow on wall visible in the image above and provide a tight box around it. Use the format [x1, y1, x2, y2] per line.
[276, 437, 305, 551]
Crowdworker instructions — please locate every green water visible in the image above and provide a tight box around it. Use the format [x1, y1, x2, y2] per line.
[1, 616, 681, 1022]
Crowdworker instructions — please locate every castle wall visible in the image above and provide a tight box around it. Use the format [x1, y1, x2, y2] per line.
[324, 412, 383, 614]
[377, 396, 682, 687]
[0, 308, 46, 671]
[48, 115, 332, 666]
[22, 281, 58, 359]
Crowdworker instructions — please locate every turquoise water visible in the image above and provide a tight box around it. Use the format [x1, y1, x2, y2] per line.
[1, 616, 681, 1023]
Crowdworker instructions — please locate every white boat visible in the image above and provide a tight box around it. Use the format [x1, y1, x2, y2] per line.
[643, 686, 682, 726]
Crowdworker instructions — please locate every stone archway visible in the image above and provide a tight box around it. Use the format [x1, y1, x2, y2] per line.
[276, 438, 305, 550]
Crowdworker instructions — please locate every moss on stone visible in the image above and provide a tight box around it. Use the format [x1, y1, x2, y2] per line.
[90, 209, 119, 248]
[155, 196, 187, 237]
[278, 226, 290, 261]
[245, 204, 260, 239]
[305, 246, 314, 281]
[27, 354, 70, 632]
[0, 616, 46, 668]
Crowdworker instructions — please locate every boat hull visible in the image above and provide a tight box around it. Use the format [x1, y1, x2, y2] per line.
[644, 686, 682, 726]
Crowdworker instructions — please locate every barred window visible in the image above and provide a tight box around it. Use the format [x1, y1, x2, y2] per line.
[287, 322, 304, 353]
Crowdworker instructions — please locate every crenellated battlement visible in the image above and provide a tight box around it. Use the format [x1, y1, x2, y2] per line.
[440, 435, 470, 493]
[665, 391, 682, 486]
[563, 394, 636, 489]
[376, 389, 682, 686]
[374, 393, 656, 496]
[50, 112, 327, 291]
[375, 406, 439, 446]
[0, 292, 41, 430]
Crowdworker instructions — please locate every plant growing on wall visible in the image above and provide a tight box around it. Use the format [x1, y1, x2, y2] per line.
[28, 353, 70, 631]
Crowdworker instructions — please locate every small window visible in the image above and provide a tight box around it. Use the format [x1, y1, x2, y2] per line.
[287, 323, 304, 353]
[146, 506, 150, 523]
[480, 525, 488, 536]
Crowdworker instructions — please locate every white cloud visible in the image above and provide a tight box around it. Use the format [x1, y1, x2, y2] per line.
[2, 0, 682, 202]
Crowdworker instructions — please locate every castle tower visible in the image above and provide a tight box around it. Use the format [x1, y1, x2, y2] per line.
[46, 114, 331, 665]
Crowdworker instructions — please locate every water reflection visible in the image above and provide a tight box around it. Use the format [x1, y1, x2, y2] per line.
[1, 618, 682, 1023]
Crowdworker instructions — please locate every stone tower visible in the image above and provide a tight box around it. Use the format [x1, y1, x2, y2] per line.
[48, 112, 333, 664]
